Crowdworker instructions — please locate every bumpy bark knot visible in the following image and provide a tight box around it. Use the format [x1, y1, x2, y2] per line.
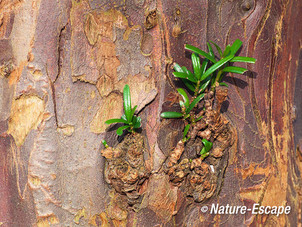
[101, 133, 150, 206]
[163, 87, 234, 203]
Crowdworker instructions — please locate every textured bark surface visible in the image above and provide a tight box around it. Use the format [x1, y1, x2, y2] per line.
[0, 0, 301, 226]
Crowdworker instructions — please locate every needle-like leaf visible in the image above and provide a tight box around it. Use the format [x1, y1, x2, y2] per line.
[201, 59, 209, 75]
[116, 125, 130, 136]
[173, 65, 196, 92]
[177, 88, 189, 108]
[222, 45, 231, 57]
[201, 54, 234, 81]
[183, 124, 190, 141]
[230, 39, 242, 55]
[191, 53, 201, 79]
[185, 44, 217, 63]
[160, 111, 183, 118]
[131, 105, 137, 118]
[200, 152, 210, 159]
[222, 66, 247, 74]
[132, 116, 141, 129]
[123, 85, 132, 122]
[196, 115, 203, 121]
[173, 72, 197, 83]
[105, 118, 128, 124]
[219, 82, 229, 87]
[102, 140, 109, 148]
[230, 56, 256, 63]
[181, 79, 196, 92]
[174, 63, 183, 72]
[121, 114, 127, 121]
[105, 85, 141, 136]
[181, 66, 196, 81]
[200, 138, 213, 155]
[199, 79, 211, 93]
[207, 42, 215, 57]
[186, 93, 205, 114]
[210, 40, 223, 57]
[179, 100, 185, 109]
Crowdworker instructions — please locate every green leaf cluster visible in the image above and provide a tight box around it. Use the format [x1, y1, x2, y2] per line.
[183, 39, 256, 90]
[160, 39, 256, 152]
[105, 85, 141, 136]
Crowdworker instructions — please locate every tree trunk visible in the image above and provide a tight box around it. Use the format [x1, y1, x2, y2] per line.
[0, 0, 301, 226]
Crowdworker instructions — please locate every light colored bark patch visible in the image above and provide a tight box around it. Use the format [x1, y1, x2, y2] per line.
[90, 92, 123, 134]
[57, 124, 75, 137]
[79, 8, 157, 134]
[92, 73, 157, 134]
[7, 94, 45, 146]
[9, 0, 41, 65]
[36, 215, 60, 227]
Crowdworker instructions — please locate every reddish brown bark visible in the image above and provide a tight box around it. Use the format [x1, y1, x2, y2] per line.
[0, 0, 301, 226]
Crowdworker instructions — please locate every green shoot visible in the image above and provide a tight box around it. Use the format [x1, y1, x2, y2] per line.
[161, 39, 256, 150]
[185, 39, 256, 90]
[102, 140, 109, 148]
[160, 111, 183, 118]
[200, 139, 213, 158]
[160, 88, 204, 122]
[174, 39, 256, 97]
[105, 85, 141, 136]
[183, 124, 191, 142]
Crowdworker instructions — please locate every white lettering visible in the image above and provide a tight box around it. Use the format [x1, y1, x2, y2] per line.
[218, 205, 225, 214]
[284, 206, 291, 214]
[252, 203, 259, 214]
[225, 204, 230, 214]
[277, 206, 284, 217]
[259, 205, 264, 214]
[271, 206, 277, 215]
[264, 206, 271, 214]
[211, 204, 219, 214]
[209, 204, 291, 216]
[240, 206, 247, 214]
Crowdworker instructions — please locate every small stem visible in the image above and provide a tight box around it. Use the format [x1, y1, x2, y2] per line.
[130, 126, 136, 134]
[190, 114, 195, 124]
[212, 69, 223, 90]
[194, 80, 201, 97]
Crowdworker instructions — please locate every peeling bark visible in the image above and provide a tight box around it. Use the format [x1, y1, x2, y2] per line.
[0, 0, 301, 226]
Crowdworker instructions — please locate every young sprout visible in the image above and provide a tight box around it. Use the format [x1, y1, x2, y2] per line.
[105, 85, 141, 136]
[161, 39, 255, 154]
[160, 87, 204, 140]
[200, 139, 213, 158]
[160, 88, 204, 120]
[173, 56, 209, 97]
[183, 124, 191, 142]
[172, 39, 256, 96]
[184, 39, 256, 90]
[102, 140, 109, 148]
